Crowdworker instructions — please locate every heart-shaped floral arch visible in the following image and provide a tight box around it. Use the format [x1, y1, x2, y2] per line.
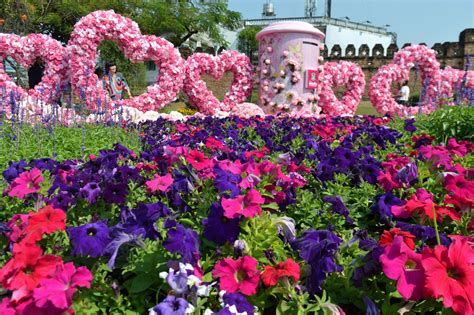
[318, 61, 365, 116]
[439, 67, 474, 103]
[68, 10, 185, 112]
[369, 45, 442, 116]
[182, 51, 253, 115]
[0, 33, 68, 106]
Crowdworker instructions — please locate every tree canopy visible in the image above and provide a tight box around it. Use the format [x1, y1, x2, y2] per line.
[0, 0, 242, 47]
[0, 0, 243, 94]
[237, 25, 261, 61]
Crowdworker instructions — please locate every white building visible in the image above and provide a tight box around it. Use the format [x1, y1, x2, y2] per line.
[238, 16, 396, 57]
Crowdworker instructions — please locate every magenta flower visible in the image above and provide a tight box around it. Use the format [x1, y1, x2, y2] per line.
[212, 256, 260, 296]
[8, 168, 43, 199]
[33, 262, 92, 310]
[145, 173, 174, 193]
[379, 236, 426, 301]
[221, 189, 265, 219]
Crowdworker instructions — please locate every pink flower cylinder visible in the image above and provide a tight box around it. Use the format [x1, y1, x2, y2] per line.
[256, 21, 325, 115]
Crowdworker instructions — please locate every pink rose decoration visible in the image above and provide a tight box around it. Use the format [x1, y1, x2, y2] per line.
[68, 10, 185, 112]
[183, 50, 253, 115]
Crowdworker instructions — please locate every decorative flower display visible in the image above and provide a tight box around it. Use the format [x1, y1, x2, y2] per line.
[370, 45, 444, 116]
[439, 67, 474, 101]
[318, 61, 365, 115]
[369, 63, 432, 116]
[0, 115, 473, 314]
[68, 10, 184, 112]
[0, 33, 68, 105]
[182, 51, 253, 115]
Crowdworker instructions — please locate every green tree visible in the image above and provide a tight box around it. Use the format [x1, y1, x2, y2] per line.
[0, 0, 242, 95]
[134, 1, 242, 48]
[237, 25, 261, 61]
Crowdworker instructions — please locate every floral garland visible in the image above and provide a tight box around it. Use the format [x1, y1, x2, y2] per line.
[68, 10, 184, 112]
[439, 67, 474, 101]
[0, 33, 68, 105]
[183, 51, 253, 115]
[318, 61, 365, 115]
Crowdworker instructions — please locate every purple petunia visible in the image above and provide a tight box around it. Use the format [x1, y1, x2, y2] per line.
[121, 202, 170, 240]
[202, 202, 240, 246]
[2, 160, 28, 183]
[371, 192, 403, 222]
[291, 229, 342, 293]
[222, 293, 255, 314]
[80, 182, 101, 204]
[163, 224, 200, 266]
[67, 221, 111, 258]
[149, 295, 191, 315]
[403, 119, 417, 133]
[323, 196, 353, 225]
[394, 163, 418, 187]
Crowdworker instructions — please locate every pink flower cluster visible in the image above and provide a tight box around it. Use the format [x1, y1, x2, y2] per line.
[0, 206, 92, 314]
[318, 61, 365, 115]
[183, 51, 253, 115]
[0, 33, 68, 105]
[68, 10, 184, 112]
[380, 235, 474, 315]
[369, 45, 474, 116]
[439, 67, 474, 102]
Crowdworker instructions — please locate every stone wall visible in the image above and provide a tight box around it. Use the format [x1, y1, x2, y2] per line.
[323, 28, 474, 99]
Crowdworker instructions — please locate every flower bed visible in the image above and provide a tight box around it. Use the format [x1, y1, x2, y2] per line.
[0, 115, 472, 314]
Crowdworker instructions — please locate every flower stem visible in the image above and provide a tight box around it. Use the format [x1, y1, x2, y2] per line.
[432, 204, 441, 246]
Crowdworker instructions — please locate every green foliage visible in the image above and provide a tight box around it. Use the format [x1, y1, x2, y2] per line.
[416, 106, 474, 142]
[237, 26, 262, 58]
[136, 1, 242, 48]
[0, 121, 141, 171]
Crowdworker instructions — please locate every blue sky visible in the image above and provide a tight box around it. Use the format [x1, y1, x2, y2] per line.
[227, 0, 474, 46]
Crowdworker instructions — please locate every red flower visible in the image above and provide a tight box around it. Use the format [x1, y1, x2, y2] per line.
[421, 237, 474, 315]
[0, 243, 62, 302]
[205, 137, 228, 152]
[25, 205, 66, 243]
[261, 258, 300, 287]
[379, 228, 416, 250]
[186, 149, 212, 171]
[445, 194, 473, 214]
[7, 168, 43, 199]
[391, 189, 459, 221]
[444, 174, 474, 200]
[212, 256, 260, 296]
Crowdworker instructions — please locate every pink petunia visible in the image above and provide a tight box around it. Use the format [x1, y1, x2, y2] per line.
[444, 174, 474, 200]
[212, 256, 260, 296]
[380, 236, 426, 301]
[8, 168, 44, 199]
[33, 262, 92, 310]
[221, 189, 265, 219]
[145, 173, 174, 193]
[186, 149, 213, 171]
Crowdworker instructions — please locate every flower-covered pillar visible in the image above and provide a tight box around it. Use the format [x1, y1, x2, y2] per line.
[256, 21, 325, 115]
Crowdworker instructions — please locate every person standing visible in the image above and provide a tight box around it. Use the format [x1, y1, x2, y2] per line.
[28, 57, 45, 89]
[397, 81, 410, 106]
[104, 62, 132, 100]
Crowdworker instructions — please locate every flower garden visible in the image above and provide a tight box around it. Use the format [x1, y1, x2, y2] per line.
[0, 9, 473, 315]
